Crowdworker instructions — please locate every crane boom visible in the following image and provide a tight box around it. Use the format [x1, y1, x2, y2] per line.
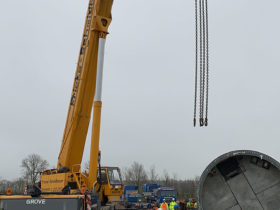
[39, 0, 123, 203]
[57, 0, 113, 170]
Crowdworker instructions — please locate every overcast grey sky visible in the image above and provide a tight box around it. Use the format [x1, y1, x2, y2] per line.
[1, 0, 280, 181]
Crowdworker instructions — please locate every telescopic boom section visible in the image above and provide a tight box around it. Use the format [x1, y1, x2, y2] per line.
[57, 0, 113, 170]
[88, 38, 106, 187]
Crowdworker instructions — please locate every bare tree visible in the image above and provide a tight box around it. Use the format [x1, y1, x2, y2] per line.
[123, 161, 147, 192]
[170, 173, 178, 187]
[148, 165, 159, 183]
[12, 178, 26, 194]
[0, 178, 26, 195]
[162, 169, 170, 186]
[21, 154, 49, 185]
[0, 179, 9, 194]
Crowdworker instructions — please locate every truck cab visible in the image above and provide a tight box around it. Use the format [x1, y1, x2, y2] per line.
[143, 184, 160, 203]
[155, 187, 177, 204]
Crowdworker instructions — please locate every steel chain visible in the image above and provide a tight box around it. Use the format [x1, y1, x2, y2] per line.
[199, 0, 203, 126]
[201, 0, 206, 127]
[193, 0, 209, 127]
[193, 0, 198, 127]
[205, 0, 209, 126]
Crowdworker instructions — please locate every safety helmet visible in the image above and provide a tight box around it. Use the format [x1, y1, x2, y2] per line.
[172, 198, 175, 201]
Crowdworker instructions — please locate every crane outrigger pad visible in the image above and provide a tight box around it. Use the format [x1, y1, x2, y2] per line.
[198, 150, 280, 210]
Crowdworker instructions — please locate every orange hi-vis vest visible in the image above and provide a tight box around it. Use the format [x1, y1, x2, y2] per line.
[161, 202, 168, 210]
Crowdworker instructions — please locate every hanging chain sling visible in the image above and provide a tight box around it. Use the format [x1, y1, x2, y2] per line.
[193, 0, 210, 127]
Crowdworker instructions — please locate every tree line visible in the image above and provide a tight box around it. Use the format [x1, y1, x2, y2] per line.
[0, 155, 199, 200]
[122, 161, 199, 200]
[0, 154, 49, 195]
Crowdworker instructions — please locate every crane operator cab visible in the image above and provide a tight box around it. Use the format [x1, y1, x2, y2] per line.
[96, 167, 123, 204]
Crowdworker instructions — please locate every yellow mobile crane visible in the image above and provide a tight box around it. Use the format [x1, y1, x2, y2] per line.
[0, 0, 122, 209]
[39, 0, 122, 203]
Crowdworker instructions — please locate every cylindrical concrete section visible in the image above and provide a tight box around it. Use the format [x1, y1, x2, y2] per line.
[198, 150, 280, 210]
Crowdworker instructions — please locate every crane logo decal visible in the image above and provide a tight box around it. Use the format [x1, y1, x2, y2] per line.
[70, 66, 82, 106]
[26, 199, 46, 205]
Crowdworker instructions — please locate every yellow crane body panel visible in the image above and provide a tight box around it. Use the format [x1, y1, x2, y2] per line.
[41, 173, 69, 193]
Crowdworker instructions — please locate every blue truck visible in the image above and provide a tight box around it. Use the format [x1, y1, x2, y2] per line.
[123, 184, 176, 208]
[154, 187, 177, 204]
[123, 185, 139, 203]
[143, 184, 161, 194]
[143, 184, 177, 205]
[143, 184, 160, 203]
[123, 185, 147, 208]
